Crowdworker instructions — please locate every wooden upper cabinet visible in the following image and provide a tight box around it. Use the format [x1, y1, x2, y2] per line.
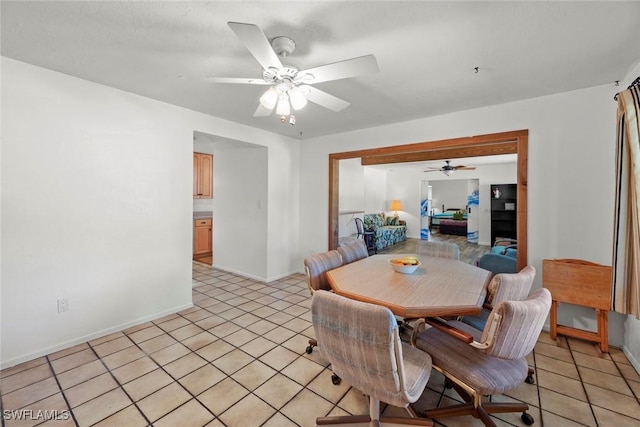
[193, 152, 213, 198]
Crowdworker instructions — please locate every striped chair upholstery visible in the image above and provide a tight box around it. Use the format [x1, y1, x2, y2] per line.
[312, 291, 434, 425]
[461, 265, 536, 331]
[303, 250, 343, 355]
[303, 250, 342, 294]
[416, 241, 460, 259]
[337, 240, 369, 264]
[414, 288, 551, 426]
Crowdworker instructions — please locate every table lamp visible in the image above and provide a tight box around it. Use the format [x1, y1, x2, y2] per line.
[389, 200, 403, 218]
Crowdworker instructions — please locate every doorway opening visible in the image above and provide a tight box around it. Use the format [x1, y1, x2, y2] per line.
[328, 129, 528, 270]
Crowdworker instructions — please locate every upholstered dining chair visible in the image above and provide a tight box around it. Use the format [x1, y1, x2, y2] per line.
[460, 265, 537, 385]
[312, 291, 434, 426]
[411, 288, 551, 427]
[461, 265, 536, 330]
[416, 241, 460, 259]
[337, 239, 369, 264]
[303, 250, 343, 355]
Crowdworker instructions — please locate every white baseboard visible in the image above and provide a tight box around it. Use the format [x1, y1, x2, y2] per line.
[210, 263, 299, 284]
[623, 345, 640, 376]
[0, 302, 193, 370]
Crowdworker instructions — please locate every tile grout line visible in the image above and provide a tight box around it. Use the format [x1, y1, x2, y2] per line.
[84, 334, 154, 427]
[565, 338, 600, 427]
[44, 354, 80, 427]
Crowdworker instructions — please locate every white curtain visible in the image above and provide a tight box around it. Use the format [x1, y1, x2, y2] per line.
[612, 86, 640, 317]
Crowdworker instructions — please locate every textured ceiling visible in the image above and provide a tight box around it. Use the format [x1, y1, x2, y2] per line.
[2, 1, 640, 140]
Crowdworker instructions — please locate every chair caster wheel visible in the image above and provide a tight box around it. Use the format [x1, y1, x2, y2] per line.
[306, 345, 314, 354]
[521, 412, 534, 425]
[444, 379, 453, 389]
[331, 374, 342, 385]
[525, 375, 535, 384]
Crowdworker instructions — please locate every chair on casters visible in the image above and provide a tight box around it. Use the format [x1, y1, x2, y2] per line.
[354, 217, 376, 254]
[337, 240, 369, 264]
[416, 241, 460, 259]
[312, 291, 434, 426]
[411, 288, 551, 427]
[303, 250, 343, 355]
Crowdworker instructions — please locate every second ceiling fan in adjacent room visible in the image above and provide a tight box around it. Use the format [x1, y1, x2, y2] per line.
[424, 160, 477, 176]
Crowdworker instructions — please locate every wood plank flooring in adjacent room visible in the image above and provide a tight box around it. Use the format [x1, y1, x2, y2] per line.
[378, 233, 489, 265]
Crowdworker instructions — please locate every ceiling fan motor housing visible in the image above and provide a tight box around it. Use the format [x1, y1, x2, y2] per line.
[262, 66, 298, 84]
[271, 36, 296, 57]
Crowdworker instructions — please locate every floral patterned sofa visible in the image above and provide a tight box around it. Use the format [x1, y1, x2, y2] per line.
[363, 212, 407, 250]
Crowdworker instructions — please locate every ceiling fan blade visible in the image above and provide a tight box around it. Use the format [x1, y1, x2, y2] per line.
[423, 170, 441, 173]
[253, 103, 273, 117]
[227, 22, 283, 72]
[456, 166, 477, 170]
[207, 77, 270, 85]
[302, 85, 350, 112]
[297, 54, 379, 84]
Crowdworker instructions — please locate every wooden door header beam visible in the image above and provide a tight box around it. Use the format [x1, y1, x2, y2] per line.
[361, 141, 517, 165]
[329, 130, 526, 161]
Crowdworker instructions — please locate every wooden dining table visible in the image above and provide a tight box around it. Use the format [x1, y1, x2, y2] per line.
[326, 254, 492, 318]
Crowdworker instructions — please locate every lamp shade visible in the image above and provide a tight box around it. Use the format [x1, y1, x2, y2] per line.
[259, 87, 278, 110]
[389, 200, 403, 212]
[276, 94, 291, 116]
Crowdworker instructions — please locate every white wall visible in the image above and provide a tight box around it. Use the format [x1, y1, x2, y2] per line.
[339, 158, 365, 238]
[299, 83, 626, 346]
[431, 179, 468, 213]
[1, 58, 300, 368]
[363, 167, 387, 213]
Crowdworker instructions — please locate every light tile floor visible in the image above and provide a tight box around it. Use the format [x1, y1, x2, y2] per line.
[1, 263, 640, 426]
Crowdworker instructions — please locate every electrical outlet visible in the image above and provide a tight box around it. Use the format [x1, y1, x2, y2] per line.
[57, 298, 69, 313]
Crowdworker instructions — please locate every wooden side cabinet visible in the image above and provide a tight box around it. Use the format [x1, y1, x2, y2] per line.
[194, 218, 212, 255]
[193, 152, 213, 199]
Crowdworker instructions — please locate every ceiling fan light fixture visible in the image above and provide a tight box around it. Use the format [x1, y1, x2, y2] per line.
[259, 87, 278, 109]
[288, 86, 307, 110]
[276, 94, 291, 116]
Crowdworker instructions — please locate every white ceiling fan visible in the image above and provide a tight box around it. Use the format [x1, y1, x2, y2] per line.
[208, 22, 379, 124]
[424, 160, 477, 176]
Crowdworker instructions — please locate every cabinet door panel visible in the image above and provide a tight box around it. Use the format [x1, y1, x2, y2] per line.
[194, 225, 212, 255]
[199, 154, 213, 198]
[193, 154, 199, 197]
[193, 152, 213, 199]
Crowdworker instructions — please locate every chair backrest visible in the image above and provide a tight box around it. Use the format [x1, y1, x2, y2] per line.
[303, 250, 343, 294]
[337, 240, 369, 264]
[354, 217, 365, 237]
[312, 291, 417, 408]
[481, 288, 551, 360]
[416, 241, 460, 259]
[478, 253, 517, 275]
[486, 265, 536, 307]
